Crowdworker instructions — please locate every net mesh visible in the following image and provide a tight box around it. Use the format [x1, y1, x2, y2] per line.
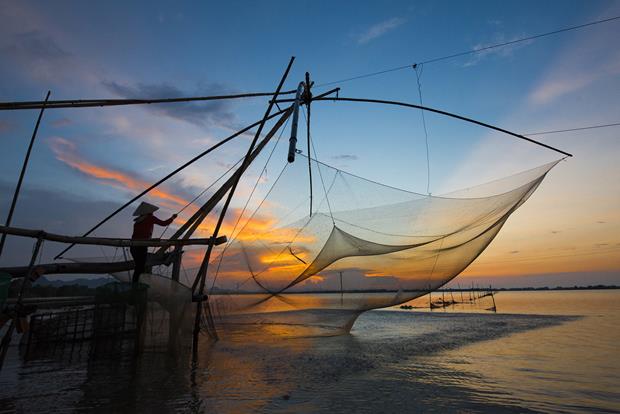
[204, 156, 560, 335]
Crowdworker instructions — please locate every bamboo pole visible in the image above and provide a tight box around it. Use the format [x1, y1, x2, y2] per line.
[192, 57, 296, 349]
[0, 225, 225, 247]
[0, 91, 50, 258]
[287, 82, 304, 163]
[314, 97, 573, 158]
[0, 237, 43, 370]
[0, 90, 297, 111]
[270, 87, 339, 104]
[176, 109, 292, 246]
[305, 72, 313, 217]
[339, 271, 344, 306]
[1, 257, 162, 278]
[53, 107, 289, 260]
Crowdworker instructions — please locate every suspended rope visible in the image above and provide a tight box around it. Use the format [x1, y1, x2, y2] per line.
[303, 107, 335, 224]
[310, 136, 335, 224]
[225, 115, 291, 244]
[210, 161, 290, 293]
[158, 155, 246, 240]
[413, 64, 431, 194]
[315, 15, 620, 88]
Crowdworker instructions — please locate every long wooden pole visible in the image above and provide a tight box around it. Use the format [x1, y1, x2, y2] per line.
[0, 90, 296, 111]
[305, 72, 313, 217]
[0, 224, 226, 247]
[192, 57, 295, 348]
[53, 107, 289, 260]
[0, 91, 50, 258]
[1, 253, 176, 277]
[0, 237, 42, 370]
[314, 96, 573, 158]
[287, 82, 304, 163]
[176, 109, 292, 246]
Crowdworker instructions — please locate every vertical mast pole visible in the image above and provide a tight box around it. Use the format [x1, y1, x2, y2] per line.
[0, 91, 50, 258]
[339, 271, 343, 306]
[191, 57, 295, 350]
[287, 82, 304, 163]
[304, 72, 313, 217]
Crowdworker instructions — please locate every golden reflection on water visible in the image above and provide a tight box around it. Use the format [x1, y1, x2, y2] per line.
[1, 291, 618, 413]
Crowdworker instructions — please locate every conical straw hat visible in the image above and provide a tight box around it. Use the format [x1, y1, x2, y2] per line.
[133, 201, 159, 216]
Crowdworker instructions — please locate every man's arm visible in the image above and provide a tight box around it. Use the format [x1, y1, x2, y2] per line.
[153, 214, 177, 227]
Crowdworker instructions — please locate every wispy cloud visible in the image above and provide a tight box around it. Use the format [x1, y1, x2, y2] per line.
[463, 33, 533, 67]
[51, 117, 72, 127]
[0, 30, 75, 82]
[1, 30, 70, 60]
[101, 81, 236, 127]
[48, 136, 189, 208]
[355, 17, 406, 45]
[331, 154, 358, 161]
[528, 17, 620, 105]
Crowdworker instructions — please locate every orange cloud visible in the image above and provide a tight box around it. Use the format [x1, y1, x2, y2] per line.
[306, 275, 324, 284]
[49, 137, 188, 208]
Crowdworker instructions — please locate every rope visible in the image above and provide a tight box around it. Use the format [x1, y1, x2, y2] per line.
[208, 117, 290, 292]
[209, 162, 290, 292]
[224, 115, 291, 243]
[157, 156, 245, 241]
[524, 122, 620, 136]
[53, 107, 291, 260]
[304, 107, 335, 224]
[231, 172, 339, 290]
[427, 237, 445, 290]
[316, 15, 620, 88]
[413, 64, 431, 195]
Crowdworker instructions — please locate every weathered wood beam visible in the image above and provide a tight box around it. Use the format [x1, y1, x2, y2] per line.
[0, 90, 297, 111]
[1, 253, 167, 278]
[161, 107, 292, 248]
[0, 225, 226, 247]
[0, 91, 50, 258]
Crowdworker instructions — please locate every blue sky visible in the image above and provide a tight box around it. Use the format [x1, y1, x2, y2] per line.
[0, 0, 618, 286]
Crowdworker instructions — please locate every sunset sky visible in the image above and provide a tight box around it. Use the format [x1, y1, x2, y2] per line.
[0, 0, 618, 287]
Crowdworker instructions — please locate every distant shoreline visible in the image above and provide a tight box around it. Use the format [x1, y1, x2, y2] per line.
[29, 277, 620, 296]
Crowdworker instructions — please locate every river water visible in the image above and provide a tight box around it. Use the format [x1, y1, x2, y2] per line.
[1, 290, 619, 413]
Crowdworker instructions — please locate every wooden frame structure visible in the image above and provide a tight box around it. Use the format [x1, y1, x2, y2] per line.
[0, 55, 573, 362]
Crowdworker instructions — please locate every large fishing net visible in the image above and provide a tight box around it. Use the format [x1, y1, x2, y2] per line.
[203, 156, 561, 335]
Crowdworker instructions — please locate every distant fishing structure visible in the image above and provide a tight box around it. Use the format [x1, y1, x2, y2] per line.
[0, 57, 573, 369]
[400, 285, 497, 312]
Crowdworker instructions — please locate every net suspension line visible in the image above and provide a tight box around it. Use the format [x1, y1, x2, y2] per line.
[209, 117, 291, 292]
[315, 15, 620, 88]
[232, 170, 340, 290]
[303, 107, 335, 225]
[157, 155, 246, 241]
[413, 63, 432, 195]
